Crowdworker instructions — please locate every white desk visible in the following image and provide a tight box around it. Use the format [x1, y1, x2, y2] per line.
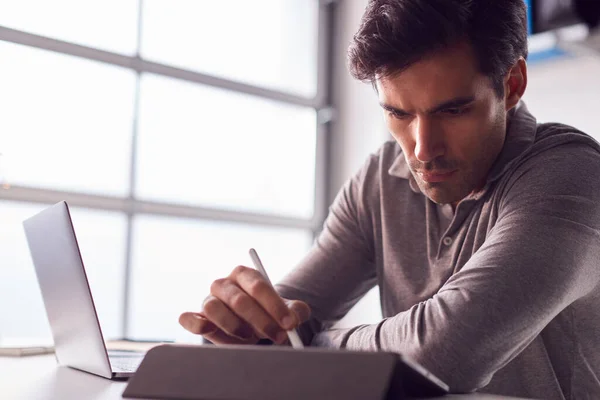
[1, 354, 127, 400]
[0, 354, 527, 400]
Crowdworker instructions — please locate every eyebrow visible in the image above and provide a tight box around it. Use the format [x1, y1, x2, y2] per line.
[379, 96, 476, 115]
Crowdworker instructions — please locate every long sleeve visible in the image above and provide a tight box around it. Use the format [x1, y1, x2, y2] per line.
[276, 151, 381, 339]
[302, 143, 600, 392]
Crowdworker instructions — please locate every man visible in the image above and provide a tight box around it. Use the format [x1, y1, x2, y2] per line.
[179, 1, 600, 398]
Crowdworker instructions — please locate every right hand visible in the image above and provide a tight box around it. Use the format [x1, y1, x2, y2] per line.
[178, 265, 311, 345]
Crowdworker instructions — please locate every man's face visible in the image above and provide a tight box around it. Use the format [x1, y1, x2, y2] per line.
[376, 42, 509, 206]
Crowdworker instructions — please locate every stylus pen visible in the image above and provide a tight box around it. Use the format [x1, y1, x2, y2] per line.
[248, 248, 305, 349]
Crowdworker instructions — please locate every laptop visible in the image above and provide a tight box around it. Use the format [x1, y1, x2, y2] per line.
[22, 200, 144, 380]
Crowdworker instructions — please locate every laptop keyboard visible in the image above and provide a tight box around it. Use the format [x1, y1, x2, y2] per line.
[110, 356, 143, 372]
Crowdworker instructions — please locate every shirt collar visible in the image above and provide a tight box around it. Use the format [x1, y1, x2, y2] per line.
[388, 101, 538, 194]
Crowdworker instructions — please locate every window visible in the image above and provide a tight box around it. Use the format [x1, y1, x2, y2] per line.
[0, 41, 135, 196]
[0, 0, 139, 55]
[128, 214, 312, 341]
[136, 73, 317, 218]
[141, 0, 318, 97]
[0, 1, 330, 341]
[0, 201, 126, 340]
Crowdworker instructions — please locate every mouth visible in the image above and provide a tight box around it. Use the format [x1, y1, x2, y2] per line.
[417, 169, 457, 183]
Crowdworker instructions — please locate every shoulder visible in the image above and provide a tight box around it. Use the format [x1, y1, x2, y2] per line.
[534, 122, 600, 152]
[520, 122, 600, 176]
[347, 139, 403, 188]
[499, 123, 600, 219]
[503, 122, 600, 182]
[338, 139, 408, 215]
[362, 139, 403, 171]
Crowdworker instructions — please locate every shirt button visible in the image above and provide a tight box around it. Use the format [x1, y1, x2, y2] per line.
[443, 237, 453, 246]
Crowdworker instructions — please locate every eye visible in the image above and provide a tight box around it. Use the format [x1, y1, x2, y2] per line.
[388, 110, 409, 120]
[442, 107, 467, 116]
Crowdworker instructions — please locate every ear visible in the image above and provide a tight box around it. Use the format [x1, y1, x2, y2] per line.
[504, 58, 528, 112]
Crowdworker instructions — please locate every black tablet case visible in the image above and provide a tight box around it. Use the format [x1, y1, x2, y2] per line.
[122, 344, 449, 400]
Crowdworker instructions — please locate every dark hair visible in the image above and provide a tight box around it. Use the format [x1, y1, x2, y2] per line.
[348, 0, 529, 97]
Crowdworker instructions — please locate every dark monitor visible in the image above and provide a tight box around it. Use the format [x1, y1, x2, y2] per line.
[528, 0, 600, 34]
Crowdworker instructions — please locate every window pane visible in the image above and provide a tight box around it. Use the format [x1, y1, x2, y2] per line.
[128, 214, 312, 341]
[0, 41, 135, 197]
[136, 74, 317, 219]
[141, 0, 318, 97]
[0, 201, 126, 341]
[0, 0, 139, 55]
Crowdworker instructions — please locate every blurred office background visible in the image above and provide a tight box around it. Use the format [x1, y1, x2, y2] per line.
[1, 0, 599, 344]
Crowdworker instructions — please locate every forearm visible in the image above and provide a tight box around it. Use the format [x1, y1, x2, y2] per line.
[275, 233, 377, 346]
[312, 231, 598, 393]
[310, 291, 546, 393]
[311, 323, 381, 349]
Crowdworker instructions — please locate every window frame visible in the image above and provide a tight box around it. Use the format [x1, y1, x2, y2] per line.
[0, 0, 334, 338]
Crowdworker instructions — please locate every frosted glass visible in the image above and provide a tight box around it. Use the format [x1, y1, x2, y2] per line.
[128, 214, 312, 341]
[0, 201, 126, 341]
[141, 0, 318, 97]
[136, 73, 317, 218]
[0, 0, 139, 55]
[0, 41, 136, 196]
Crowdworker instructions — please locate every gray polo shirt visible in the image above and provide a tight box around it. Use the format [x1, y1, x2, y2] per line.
[276, 102, 600, 399]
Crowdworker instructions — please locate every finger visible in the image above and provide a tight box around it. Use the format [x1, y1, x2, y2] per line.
[285, 299, 312, 324]
[202, 295, 255, 340]
[211, 278, 287, 343]
[178, 312, 218, 335]
[178, 312, 259, 345]
[230, 265, 297, 330]
[203, 328, 259, 346]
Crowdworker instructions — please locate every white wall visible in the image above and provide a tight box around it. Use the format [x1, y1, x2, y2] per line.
[524, 53, 600, 140]
[329, 0, 388, 328]
[328, 1, 388, 200]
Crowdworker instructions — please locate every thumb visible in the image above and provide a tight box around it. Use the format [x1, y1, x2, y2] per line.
[284, 299, 311, 325]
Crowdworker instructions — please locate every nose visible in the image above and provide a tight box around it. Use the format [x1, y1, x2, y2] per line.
[413, 116, 445, 163]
